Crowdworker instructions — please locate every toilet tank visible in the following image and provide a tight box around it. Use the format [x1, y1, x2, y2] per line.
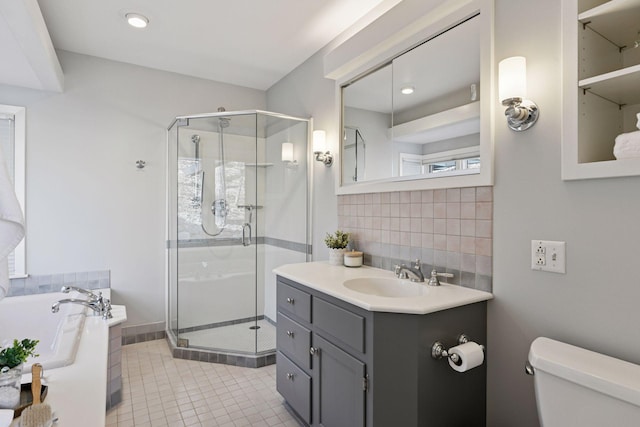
[528, 337, 640, 427]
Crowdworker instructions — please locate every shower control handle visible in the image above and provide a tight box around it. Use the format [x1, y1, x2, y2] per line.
[242, 223, 252, 246]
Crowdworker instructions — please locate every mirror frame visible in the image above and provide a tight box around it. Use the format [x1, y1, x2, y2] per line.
[326, 0, 494, 195]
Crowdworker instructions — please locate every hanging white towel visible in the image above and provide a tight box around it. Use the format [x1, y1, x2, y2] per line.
[613, 130, 640, 159]
[0, 147, 24, 300]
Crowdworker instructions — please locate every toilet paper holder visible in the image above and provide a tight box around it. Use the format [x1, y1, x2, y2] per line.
[431, 334, 485, 365]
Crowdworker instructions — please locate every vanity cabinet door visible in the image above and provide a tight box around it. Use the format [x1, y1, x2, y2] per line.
[312, 334, 366, 427]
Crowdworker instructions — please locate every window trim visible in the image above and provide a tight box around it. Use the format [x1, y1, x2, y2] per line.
[399, 146, 481, 177]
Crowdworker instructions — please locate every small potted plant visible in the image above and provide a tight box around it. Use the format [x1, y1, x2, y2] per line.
[0, 339, 39, 409]
[324, 230, 350, 266]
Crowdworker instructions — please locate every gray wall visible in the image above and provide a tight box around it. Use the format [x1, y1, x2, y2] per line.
[267, 51, 339, 262]
[0, 50, 266, 326]
[489, 0, 640, 425]
[270, 0, 640, 425]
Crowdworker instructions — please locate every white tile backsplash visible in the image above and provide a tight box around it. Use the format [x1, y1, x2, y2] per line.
[338, 186, 493, 291]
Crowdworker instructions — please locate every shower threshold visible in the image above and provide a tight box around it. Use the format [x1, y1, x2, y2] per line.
[166, 318, 276, 368]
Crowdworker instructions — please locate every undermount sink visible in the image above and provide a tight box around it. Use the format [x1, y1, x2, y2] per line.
[343, 277, 430, 298]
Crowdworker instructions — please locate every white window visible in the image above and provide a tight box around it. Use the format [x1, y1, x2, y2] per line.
[0, 105, 26, 278]
[399, 146, 480, 177]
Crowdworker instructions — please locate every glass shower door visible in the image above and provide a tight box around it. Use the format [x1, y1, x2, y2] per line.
[174, 113, 259, 354]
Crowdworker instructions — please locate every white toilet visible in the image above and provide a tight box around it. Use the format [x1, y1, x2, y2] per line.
[528, 337, 640, 426]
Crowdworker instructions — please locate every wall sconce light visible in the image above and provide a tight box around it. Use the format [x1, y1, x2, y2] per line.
[499, 56, 539, 131]
[281, 142, 297, 168]
[313, 130, 333, 167]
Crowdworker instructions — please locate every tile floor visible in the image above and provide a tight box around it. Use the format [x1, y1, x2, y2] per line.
[106, 340, 301, 427]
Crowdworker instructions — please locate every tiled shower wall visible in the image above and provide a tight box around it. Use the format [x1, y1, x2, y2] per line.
[337, 186, 493, 292]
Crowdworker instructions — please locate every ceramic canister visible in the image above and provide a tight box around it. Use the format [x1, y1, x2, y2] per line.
[343, 250, 363, 267]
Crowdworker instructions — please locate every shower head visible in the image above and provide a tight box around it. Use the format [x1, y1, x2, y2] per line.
[217, 106, 230, 129]
[218, 117, 230, 129]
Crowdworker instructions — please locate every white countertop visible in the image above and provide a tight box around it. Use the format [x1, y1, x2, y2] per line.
[274, 262, 492, 314]
[20, 302, 127, 427]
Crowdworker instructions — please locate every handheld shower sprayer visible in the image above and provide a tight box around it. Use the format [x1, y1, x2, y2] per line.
[199, 107, 230, 237]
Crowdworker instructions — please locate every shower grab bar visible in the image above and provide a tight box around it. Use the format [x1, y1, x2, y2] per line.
[242, 223, 252, 246]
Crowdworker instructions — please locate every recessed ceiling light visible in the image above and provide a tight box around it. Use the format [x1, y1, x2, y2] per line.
[401, 86, 415, 95]
[126, 13, 149, 29]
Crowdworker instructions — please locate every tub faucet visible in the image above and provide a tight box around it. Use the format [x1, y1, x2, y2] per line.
[394, 260, 425, 282]
[61, 285, 100, 302]
[52, 293, 112, 319]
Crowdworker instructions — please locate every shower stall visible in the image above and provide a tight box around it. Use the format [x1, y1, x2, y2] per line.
[166, 109, 311, 367]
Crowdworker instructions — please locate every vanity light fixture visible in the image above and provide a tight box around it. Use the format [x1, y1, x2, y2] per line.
[126, 13, 149, 29]
[313, 130, 333, 167]
[499, 56, 539, 131]
[401, 85, 415, 95]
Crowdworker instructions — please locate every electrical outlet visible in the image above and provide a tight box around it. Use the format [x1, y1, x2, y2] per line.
[531, 240, 566, 273]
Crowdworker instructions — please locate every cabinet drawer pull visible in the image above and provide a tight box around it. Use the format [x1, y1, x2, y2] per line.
[286, 297, 295, 304]
[309, 347, 319, 356]
[286, 330, 294, 338]
[286, 373, 295, 380]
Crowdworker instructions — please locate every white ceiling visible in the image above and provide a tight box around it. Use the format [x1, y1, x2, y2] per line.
[0, 0, 401, 92]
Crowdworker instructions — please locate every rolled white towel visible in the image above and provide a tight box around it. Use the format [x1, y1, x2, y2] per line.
[613, 130, 640, 159]
[0, 148, 24, 300]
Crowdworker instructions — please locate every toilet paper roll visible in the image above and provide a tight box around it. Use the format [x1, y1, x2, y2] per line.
[448, 342, 484, 373]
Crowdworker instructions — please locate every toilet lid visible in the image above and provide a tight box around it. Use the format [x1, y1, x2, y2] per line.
[529, 337, 640, 407]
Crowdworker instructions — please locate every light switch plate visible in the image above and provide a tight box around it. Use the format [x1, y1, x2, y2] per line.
[531, 240, 566, 274]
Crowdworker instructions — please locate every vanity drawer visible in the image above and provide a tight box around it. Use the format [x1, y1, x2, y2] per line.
[277, 312, 311, 369]
[277, 352, 311, 424]
[313, 297, 365, 353]
[277, 281, 311, 322]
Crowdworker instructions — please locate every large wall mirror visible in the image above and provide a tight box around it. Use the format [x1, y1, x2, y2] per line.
[331, 0, 494, 194]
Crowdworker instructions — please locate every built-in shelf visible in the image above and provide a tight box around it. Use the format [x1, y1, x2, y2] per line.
[579, 64, 640, 105]
[391, 101, 480, 144]
[578, 0, 640, 47]
[562, 0, 640, 180]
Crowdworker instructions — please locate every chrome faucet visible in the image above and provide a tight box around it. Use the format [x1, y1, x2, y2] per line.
[394, 259, 425, 282]
[427, 269, 454, 286]
[61, 285, 100, 301]
[52, 288, 112, 319]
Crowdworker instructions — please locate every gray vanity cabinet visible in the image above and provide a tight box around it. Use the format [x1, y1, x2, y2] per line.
[276, 278, 367, 427]
[276, 275, 487, 427]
